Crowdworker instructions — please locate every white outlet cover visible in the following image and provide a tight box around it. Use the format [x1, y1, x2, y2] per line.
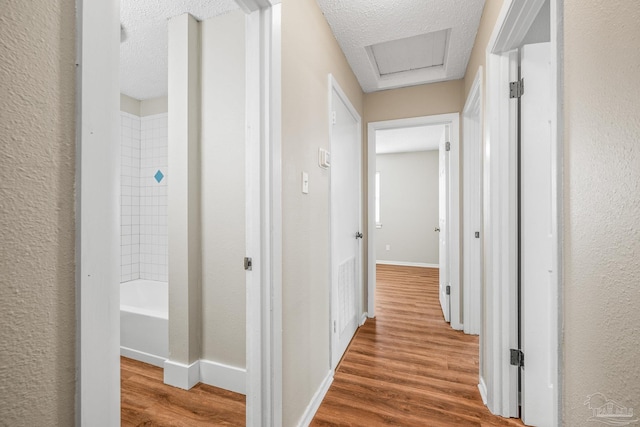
[302, 172, 309, 194]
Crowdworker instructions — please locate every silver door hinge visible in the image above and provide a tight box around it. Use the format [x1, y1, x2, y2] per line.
[244, 257, 252, 271]
[510, 79, 524, 98]
[333, 321, 337, 333]
[510, 348, 524, 367]
[331, 111, 337, 125]
[445, 141, 451, 151]
[446, 285, 451, 295]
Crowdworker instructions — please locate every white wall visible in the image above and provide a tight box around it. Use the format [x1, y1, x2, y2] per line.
[167, 12, 202, 369]
[0, 1, 76, 424]
[200, 10, 246, 369]
[375, 150, 439, 265]
[281, 0, 364, 424]
[563, 0, 640, 424]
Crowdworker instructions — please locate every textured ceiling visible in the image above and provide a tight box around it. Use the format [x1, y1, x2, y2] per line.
[376, 125, 445, 154]
[317, 0, 486, 92]
[120, 0, 239, 100]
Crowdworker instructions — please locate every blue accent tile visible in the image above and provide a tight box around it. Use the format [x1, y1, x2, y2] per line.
[154, 170, 164, 183]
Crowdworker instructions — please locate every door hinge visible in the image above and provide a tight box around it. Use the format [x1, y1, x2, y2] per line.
[445, 141, 451, 151]
[510, 78, 524, 98]
[244, 257, 252, 271]
[446, 285, 451, 295]
[510, 349, 524, 367]
[331, 111, 337, 125]
[333, 320, 337, 333]
[475, 231, 480, 238]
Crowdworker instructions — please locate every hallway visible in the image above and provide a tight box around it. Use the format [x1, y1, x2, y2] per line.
[312, 265, 525, 426]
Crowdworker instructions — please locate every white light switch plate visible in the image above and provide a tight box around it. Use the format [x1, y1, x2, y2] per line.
[302, 172, 309, 194]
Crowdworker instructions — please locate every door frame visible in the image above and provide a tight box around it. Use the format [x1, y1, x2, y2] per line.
[483, 0, 562, 423]
[328, 74, 363, 370]
[462, 67, 483, 336]
[367, 113, 461, 329]
[76, 1, 282, 425]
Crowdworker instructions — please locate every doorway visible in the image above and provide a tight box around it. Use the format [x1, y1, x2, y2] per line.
[462, 68, 483, 337]
[483, 0, 560, 424]
[367, 113, 460, 329]
[77, 1, 282, 425]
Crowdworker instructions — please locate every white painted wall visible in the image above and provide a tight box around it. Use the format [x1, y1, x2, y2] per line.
[563, 1, 640, 424]
[167, 13, 202, 370]
[0, 1, 77, 424]
[200, 10, 247, 369]
[281, 0, 364, 424]
[375, 150, 439, 265]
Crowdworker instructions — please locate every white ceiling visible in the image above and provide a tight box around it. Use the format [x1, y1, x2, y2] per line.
[120, 0, 239, 101]
[316, 0, 486, 93]
[122, 1, 486, 99]
[376, 125, 445, 154]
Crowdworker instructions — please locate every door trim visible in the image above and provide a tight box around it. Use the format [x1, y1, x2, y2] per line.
[366, 113, 460, 329]
[245, 4, 283, 426]
[462, 67, 483, 337]
[328, 74, 363, 370]
[484, 0, 562, 423]
[76, 1, 282, 425]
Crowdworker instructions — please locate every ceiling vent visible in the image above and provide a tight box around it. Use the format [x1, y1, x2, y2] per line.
[367, 29, 450, 77]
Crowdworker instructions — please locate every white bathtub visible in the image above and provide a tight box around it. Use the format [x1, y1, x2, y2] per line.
[120, 279, 168, 367]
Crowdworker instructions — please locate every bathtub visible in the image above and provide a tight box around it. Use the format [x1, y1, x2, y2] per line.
[120, 279, 168, 367]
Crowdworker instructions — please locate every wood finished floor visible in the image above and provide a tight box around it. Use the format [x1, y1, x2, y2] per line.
[311, 264, 525, 427]
[121, 357, 245, 426]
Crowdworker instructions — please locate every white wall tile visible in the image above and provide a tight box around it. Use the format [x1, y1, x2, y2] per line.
[120, 111, 168, 283]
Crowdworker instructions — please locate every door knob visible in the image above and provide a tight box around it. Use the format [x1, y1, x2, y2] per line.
[434, 227, 441, 232]
[355, 232, 363, 239]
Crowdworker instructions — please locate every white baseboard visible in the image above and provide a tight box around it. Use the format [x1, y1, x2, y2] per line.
[478, 377, 488, 405]
[376, 260, 439, 268]
[121, 346, 166, 368]
[163, 359, 200, 390]
[360, 312, 368, 326]
[199, 359, 246, 395]
[297, 370, 334, 427]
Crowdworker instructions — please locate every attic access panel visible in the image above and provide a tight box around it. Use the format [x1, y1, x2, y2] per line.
[367, 29, 450, 76]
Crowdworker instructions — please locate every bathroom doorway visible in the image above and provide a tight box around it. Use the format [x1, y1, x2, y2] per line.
[77, 1, 282, 425]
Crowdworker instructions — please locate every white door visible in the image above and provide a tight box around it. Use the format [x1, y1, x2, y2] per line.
[463, 94, 482, 336]
[520, 42, 555, 427]
[330, 83, 362, 369]
[438, 129, 450, 322]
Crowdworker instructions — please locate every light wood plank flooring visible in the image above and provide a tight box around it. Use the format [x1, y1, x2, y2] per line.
[311, 264, 525, 427]
[121, 357, 245, 426]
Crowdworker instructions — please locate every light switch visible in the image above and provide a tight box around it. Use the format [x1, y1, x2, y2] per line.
[302, 172, 309, 194]
[318, 148, 331, 169]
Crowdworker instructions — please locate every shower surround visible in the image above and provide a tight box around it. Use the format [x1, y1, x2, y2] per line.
[120, 110, 168, 283]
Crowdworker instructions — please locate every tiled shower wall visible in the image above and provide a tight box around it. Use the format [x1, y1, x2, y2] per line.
[121, 112, 141, 282]
[120, 111, 168, 283]
[140, 114, 168, 282]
